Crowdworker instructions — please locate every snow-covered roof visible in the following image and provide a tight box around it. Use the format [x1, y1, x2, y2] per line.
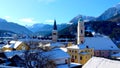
[42, 48, 70, 60]
[3, 40, 22, 49]
[68, 37, 119, 50]
[44, 42, 64, 47]
[4, 50, 25, 58]
[0, 65, 21, 68]
[60, 47, 67, 52]
[57, 63, 81, 68]
[112, 53, 120, 57]
[82, 57, 120, 68]
[10, 41, 22, 48]
[67, 44, 79, 49]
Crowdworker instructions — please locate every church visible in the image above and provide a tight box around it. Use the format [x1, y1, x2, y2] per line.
[67, 17, 94, 65]
[67, 16, 120, 65]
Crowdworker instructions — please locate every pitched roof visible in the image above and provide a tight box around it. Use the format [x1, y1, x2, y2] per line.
[10, 41, 22, 48]
[42, 48, 70, 60]
[3, 40, 22, 49]
[82, 57, 120, 68]
[4, 50, 25, 58]
[68, 37, 119, 50]
[44, 42, 64, 47]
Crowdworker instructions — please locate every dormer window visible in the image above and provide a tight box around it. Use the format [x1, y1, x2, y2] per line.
[86, 45, 89, 48]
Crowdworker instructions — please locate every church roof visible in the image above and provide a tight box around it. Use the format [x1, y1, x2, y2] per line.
[78, 16, 83, 23]
[53, 19, 57, 30]
[67, 37, 119, 50]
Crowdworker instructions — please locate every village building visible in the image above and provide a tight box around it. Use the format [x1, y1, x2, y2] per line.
[42, 48, 70, 68]
[2, 40, 30, 52]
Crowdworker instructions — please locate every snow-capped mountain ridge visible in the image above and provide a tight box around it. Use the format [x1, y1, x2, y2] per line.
[97, 3, 120, 21]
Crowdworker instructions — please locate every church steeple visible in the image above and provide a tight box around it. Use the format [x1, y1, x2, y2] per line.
[77, 16, 85, 44]
[52, 19, 58, 42]
[53, 19, 57, 30]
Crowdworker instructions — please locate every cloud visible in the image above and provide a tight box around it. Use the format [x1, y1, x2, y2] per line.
[45, 19, 54, 24]
[4, 16, 11, 19]
[38, 0, 56, 4]
[19, 18, 36, 23]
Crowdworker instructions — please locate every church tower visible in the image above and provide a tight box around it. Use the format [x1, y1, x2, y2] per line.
[52, 19, 58, 42]
[77, 17, 85, 44]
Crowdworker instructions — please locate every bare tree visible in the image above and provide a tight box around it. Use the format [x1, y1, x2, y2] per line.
[23, 50, 56, 68]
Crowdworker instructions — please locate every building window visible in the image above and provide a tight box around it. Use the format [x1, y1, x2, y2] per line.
[97, 52, 99, 54]
[75, 56, 77, 59]
[86, 56, 87, 59]
[69, 50, 71, 52]
[102, 52, 104, 55]
[72, 50, 74, 53]
[91, 55, 92, 57]
[75, 51, 77, 53]
[72, 55, 74, 58]
[113, 52, 116, 54]
[80, 56, 82, 60]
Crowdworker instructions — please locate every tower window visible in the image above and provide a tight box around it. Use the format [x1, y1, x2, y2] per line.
[86, 46, 89, 48]
[81, 41, 83, 44]
[53, 33, 56, 35]
[81, 30, 83, 34]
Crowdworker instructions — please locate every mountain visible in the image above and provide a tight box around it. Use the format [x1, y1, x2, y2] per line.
[0, 18, 33, 35]
[97, 3, 120, 21]
[70, 15, 96, 23]
[27, 23, 50, 33]
[27, 23, 68, 36]
[108, 14, 120, 22]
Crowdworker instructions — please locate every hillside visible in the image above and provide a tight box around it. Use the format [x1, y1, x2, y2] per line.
[108, 14, 120, 22]
[0, 18, 33, 35]
[97, 3, 120, 21]
[27, 23, 68, 36]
